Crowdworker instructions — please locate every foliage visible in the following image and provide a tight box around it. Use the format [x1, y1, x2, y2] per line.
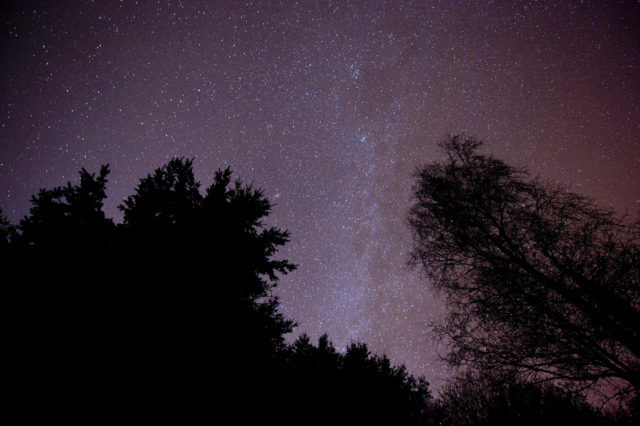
[0, 208, 12, 249]
[276, 334, 434, 424]
[117, 158, 296, 347]
[408, 135, 640, 398]
[4, 158, 434, 425]
[16, 165, 114, 250]
[5, 159, 298, 424]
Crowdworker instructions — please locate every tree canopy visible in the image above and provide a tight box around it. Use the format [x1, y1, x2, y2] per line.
[7, 159, 300, 424]
[4, 158, 435, 425]
[0, 208, 12, 250]
[408, 135, 640, 399]
[15, 164, 114, 251]
[276, 333, 434, 425]
[6, 152, 634, 424]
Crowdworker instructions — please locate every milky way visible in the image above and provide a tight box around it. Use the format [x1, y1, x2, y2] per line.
[1, 0, 639, 390]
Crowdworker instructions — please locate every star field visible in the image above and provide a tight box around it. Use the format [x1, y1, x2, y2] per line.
[1, 0, 639, 390]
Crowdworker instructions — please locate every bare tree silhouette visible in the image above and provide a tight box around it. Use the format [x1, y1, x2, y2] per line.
[408, 136, 640, 399]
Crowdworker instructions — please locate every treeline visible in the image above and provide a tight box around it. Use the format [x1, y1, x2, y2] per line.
[1, 156, 635, 425]
[3, 159, 430, 425]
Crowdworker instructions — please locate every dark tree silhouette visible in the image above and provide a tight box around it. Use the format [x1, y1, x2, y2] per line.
[278, 334, 434, 425]
[436, 371, 616, 426]
[6, 159, 297, 424]
[408, 135, 640, 397]
[5, 158, 436, 425]
[6, 165, 118, 424]
[0, 208, 12, 250]
[15, 165, 114, 250]
[113, 158, 299, 422]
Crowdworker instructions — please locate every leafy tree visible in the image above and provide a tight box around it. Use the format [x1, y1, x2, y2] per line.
[5, 157, 436, 425]
[16, 165, 114, 250]
[408, 135, 640, 397]
[6, 159, 296, 424]
[0, 208, 12, 250]
[114, 158, 296, 421]
[277, 334, 435, 425]
[117, 158, 295, 347]
[339, 340, 434, 424]
[5, 166, 116, 424]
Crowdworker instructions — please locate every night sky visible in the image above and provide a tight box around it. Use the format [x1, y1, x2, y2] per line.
[2, 0, 639, 390]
